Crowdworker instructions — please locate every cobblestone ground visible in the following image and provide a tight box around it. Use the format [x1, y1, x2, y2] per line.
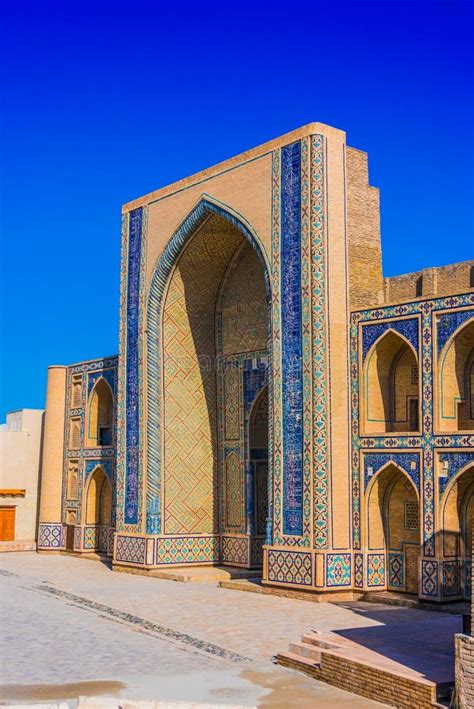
[2, 552, 449, 707]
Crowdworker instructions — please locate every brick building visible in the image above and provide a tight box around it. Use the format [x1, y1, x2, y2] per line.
[35, 122, 473, 605]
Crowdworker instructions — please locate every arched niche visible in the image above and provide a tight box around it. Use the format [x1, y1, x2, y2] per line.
[438, 320, 474, 432]
[363, 330, 420, 435]
[366, 463, 420, 594]
[87, 378, 114, 447]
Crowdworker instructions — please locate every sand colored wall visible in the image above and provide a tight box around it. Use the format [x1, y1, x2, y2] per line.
[162, 216, 244, 535]
[384, 261, 473, 305]
[439, 321, 474, 432]
[0, 409, 44, 540]
[345, 147, 383, 309]
[220, 242, 268, 355]
[363, 332, 419, 434]
[39, 366, 67, 525]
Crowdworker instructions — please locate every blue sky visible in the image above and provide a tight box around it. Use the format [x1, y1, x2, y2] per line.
[1, 0, 473, 418]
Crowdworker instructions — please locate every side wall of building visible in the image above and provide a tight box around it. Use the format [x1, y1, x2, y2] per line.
[0, 409, 44, 541]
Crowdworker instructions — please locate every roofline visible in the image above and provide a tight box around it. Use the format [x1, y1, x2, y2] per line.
[121, 122, 346, 213]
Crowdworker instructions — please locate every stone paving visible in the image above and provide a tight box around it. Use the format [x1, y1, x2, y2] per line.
[0, 553, 459, 707]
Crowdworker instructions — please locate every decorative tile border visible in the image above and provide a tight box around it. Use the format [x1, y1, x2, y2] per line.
[124, 207, 143, 525]
[280, 141, 304, 536]
[354, 553, 364, 588]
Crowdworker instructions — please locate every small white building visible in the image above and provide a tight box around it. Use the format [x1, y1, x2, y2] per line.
[0, 409, 44, 546]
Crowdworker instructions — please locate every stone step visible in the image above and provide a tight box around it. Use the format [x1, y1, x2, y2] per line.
[300, 631, 350, 651]
[277, 650, 320, 670]
[0, 540, 36, 553]
[288, 641, 322, 662]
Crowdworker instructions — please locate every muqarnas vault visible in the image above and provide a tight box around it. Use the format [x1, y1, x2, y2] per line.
[37, 123, 474, 602]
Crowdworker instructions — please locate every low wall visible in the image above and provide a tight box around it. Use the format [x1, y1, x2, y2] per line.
[455, 634, 474, 708]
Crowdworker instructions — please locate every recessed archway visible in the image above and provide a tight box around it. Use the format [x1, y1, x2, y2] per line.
[367, 463, 420, 594]
[146, 198, 271, 564]
[442, 464, 474, 599]
[364, 330, 420, 434]
[87, 378, 114, 447]
[439, 320, 474, 432]
[85, 466, 112, 552]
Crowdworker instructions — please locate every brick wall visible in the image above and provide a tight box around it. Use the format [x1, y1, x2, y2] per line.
[384, 261, 474, 304]
[454, 536, 474, 708]
[455, 634, 474, 708]
[280, 648, 436, 708]
[346, 148, 383, 310]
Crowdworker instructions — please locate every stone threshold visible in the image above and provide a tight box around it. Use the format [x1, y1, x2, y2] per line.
[0, 540, 36, 553]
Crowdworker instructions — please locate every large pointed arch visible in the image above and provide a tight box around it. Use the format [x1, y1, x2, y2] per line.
[145, 196, 272, 535]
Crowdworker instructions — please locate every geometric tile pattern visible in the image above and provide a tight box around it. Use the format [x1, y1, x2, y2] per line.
[280, 141, 304, 536]
[367, 553, 385, 587]
[83, 525, 99, 549]
[421, 559, 438, 597]
[326, 554, 351, 587]
[436, 310, 474, 354]
[124, 207, 143, 526]
[309, 134, 329, 550]
[438, 452, 474, 495]
[442, 560, 462, 597]
[156, 536, 220, 565]
[267, 549, 313, 586]
[465, 559, 472, 600]
[221, 536, 249, 566]
[115, 535, 146, 564]
[388, 552, 404, 588]
[38, 523, 63, 549]
[354, 553, 364, 588]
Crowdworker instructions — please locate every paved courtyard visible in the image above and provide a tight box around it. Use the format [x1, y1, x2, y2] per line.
[0, 553, 461, 707]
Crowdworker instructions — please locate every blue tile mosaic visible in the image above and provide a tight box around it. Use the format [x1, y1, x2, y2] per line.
[280, 142, 303, 536]
[437, 310, 473, 354]
[85, 459, 114, 482]
[363, 452, 420, 490]
[125, 208, 142, 525]
[438, 452, 474, 495]
[87, 368, 116, 394]
[362, 318, 419, 361]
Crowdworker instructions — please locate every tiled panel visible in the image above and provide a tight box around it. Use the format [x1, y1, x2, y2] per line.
[280, 141, 304, 536]
[267, 549, 313, 586]
[326, 554, 352, 587]
[124, 208, 143, 525]
[362, 317, 419, 361]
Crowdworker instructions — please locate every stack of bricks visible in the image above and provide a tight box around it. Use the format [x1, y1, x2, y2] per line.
[455, 537, 474, 708]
